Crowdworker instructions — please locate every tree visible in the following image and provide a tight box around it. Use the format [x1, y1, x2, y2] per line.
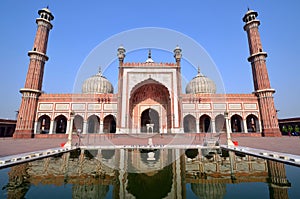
[295, 125, 300, 133]
[288, 125, 293, 133]
[282, 125, 288, 133]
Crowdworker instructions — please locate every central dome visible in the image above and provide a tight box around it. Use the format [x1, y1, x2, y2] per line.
[186, 68, 216, 94]
[82, 69, 114, 94]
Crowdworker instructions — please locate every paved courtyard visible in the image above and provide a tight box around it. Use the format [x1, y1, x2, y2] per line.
[0, 134, 299, 157]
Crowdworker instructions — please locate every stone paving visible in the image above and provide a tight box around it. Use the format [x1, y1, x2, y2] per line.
[227, 136, 300, 156]
[0, 138, 67, 157]
[0, 134, 299, 157]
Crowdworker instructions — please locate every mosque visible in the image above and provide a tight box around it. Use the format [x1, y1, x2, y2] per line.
[14, 8, 281, 138]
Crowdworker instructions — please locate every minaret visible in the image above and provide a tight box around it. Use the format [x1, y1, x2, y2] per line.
[243, 9, 281, 137]
[14, 8, 54, 138]
[267, 161, 290, 199]
[116, 45, 126, 133]
[174, 46, 183, 129]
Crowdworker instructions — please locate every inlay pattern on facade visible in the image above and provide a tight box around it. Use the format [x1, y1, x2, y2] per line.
[71, 104, 85, 111]
[55, 104, 69, 111]
[39, 103, 53, 111]
[198, 103, 211, 110]
[87, 104, 101, 111]
[229, 103, 242, 110]
[244, 103, 257, 110]
[104, 104, 117, 111]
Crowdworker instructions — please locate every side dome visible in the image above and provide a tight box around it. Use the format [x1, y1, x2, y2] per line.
[82, 69, 114, 94]
[186, 68, 216, 94]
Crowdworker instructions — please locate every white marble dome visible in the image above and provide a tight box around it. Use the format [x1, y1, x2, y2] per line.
[82, 69, 113, 94]
[186, 68, 216, 94]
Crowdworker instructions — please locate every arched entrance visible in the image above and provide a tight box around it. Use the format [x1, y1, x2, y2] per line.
[87, 115, 100, 133]
[183, 114, 196, 133]
[215, 114, 226, 133]
[246, 114, 259, 132]
[141, 108, 159, 133]
[54, 115, 67, 134]
[73, 115, 83, 133]
[126, 164, 173, 199]
[101, 149, 115, 160]
[37, 115, 50, 134]
[199, 114, 212, 133]
[103, 115, 116, 133]
[129, 81, 171, 133]
[231, 114, 243, 132]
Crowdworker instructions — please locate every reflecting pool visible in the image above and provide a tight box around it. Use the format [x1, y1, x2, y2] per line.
[1, 148, 300, 198]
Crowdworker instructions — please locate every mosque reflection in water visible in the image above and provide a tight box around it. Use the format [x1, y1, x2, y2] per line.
[4, 148, 292, 199]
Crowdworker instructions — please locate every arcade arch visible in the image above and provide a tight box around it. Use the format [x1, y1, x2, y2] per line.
[199, 114, 212, 133]
[103, 115, 116, 133]
[54, 115, 67, 134]
[246, 114, 259, 132]
[87, 115, 100, 133]
[37, 115, 50, 134]
[231, 114, 243, 132]
[73, 115, 84, 133]
[215, 114, 226, 133]
[183, 114, 196, 133]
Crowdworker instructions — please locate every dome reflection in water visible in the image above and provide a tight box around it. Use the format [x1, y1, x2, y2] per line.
[1, 148, 298, 199]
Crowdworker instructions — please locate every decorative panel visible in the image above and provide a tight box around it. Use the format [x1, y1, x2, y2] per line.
[104, 104, 117, 111]
[244, 103, 257, 110]
[198, 103, 211, 110]
[55, 104, 69, 111]
[88, 104, 101, 111]
[213, 103, 226, 109]
[72, 103, 85, 111]
[183, 104, 195, 109]
[229, 103, 242, 110]
[39, 103, 53, 111]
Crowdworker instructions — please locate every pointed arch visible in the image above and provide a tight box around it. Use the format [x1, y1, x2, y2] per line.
[37, 115, 51, 134]
[231, 114, 243, 132]
[140, 108, 160, 133]
[215, 114, 226, 133]
[130, 78, 171, 98]
[183, 114, 196, 133]
[129, 81, 171, 133]
[199, 114, 212, 133]
[73, 115, 84, 133]
[87, 115, 100, 133]
[103, 115, 116, 133]
[246, 114, 259, 132]
[54, 115, 67, 134]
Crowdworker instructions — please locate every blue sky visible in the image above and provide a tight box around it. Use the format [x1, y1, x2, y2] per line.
[0, 0, 299, 119]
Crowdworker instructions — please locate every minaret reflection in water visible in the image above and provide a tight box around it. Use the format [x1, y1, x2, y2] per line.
[2, 148, 294, 199]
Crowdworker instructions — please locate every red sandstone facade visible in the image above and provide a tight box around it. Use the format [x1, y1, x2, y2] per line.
[14, 8, 281, 138]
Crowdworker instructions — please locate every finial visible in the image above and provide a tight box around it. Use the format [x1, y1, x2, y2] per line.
[175, 45, 181, 50]
[145, 49, 154, 63]
[198, 66, 201, 74]
[98, 66, 102, 75]
[148, 49, 152, 59]
[47, 5, 49, 9]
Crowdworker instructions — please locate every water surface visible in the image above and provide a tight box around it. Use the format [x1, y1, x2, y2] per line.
[1, 148, 299, 198]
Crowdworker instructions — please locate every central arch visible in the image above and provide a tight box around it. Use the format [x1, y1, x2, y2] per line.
[141, 108, 159, 133]
[129, 81, 171, 133]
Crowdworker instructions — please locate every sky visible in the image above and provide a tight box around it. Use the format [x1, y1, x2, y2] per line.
[0, 0, 299, 119]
